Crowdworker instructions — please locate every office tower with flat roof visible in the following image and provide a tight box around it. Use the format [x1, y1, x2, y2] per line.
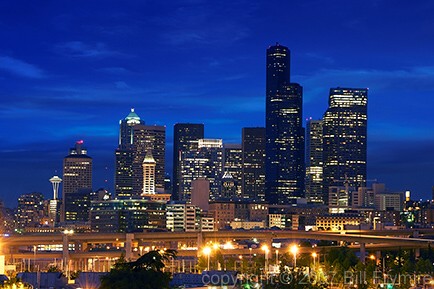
[265, 43, 305, 204]
[242, 127, 266, 201]
[62, 140, 92, 195]
[115, 108, 144, 198]
[223, 143, 243, 198]
[305, 119, 324, 204]
[173, 123, 204, 200]
[16, 192, 44, 229]
[180, 139, 223, 201]
[62, 140, 92, 222]
[90, 199, 166, 233]
[323, 88, 368, 204]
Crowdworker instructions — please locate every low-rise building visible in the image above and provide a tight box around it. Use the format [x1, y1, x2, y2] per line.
[166, 202, 201, 232]
[316, 214, 363, 231]
[90, 199, 166, 233]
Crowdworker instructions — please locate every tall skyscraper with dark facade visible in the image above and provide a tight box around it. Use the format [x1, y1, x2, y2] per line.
[172, 123, 204, 200]
[322, 88, 368, 204]
[132, 124, 165, 194]
[305, 119, 324, 204]
[115, 109, 165, 198]
[265, 43, 304, 204]
[242, 127, 266, 201]
[62, 140, 92, 222]
[115, 109, 144, 198]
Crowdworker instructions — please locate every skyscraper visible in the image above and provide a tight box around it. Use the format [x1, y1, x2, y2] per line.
[322, 88, 368, 204]
[142, 151, 156, 195]
[223, 143, 243, 198]
[180, 139, 223, 201]
[172, 123, 204, 200]
[62, 140, 92, 222]
[62, 141, 92, 195]
[265, 43, 304, 204]
[115, 109, 144, 198]
[132, 124, 165, 194]
[115, 109, 165, 198]
[242, 127, 266, 201]
[305, 119, 324, 203]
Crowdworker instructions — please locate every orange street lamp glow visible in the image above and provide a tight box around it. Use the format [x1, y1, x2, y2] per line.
[290, 245, 298, 268]
[203, 246, 211, 271]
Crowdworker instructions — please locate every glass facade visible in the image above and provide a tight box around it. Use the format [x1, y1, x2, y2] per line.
[305, 119, 324, 203]
[172, 123, 204, 200]
[265, 44, 305, 204]
[180, 139, 223, 201]
[242, 127, 266, 201]
[322, 88, 368, 204]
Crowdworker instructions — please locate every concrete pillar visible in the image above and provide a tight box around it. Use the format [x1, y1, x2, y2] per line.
[62, 234, 69, 271]
[413, 231, 420, 259]
[375, 251, 381, 265]
[197, 232, 203, 256]
[360, 243, 366, 263]
[415, 248, 420, 259]
[125, 233, 134, 260]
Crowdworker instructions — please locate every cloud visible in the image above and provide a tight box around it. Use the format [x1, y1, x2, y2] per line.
[98, 67, 131, 74]
[0, 56, 45, 78]
[115, 81, 130, 89]
[55, 41, 121, 58]
[299, 65, 434, 103]
[152, 1, 254, 47]
[303, 52, 335, 65]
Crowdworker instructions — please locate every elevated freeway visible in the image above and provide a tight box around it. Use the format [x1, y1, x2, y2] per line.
[1, 228, 433, 272]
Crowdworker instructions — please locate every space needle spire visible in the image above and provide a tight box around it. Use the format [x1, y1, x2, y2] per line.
[49, 175, 62, 200]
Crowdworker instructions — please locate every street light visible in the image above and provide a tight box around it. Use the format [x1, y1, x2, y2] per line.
[203, 246, 211, 271]
[63, 229, 74, 279]
[290, 244, 298, 269]
[312, 252, 318, 267]
[261, 245, 269, 275]
[235, 255, 243, 271]
[33, 245, 37, 272]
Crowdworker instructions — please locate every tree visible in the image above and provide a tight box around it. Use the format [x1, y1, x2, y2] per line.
[99, 249, 177, 289]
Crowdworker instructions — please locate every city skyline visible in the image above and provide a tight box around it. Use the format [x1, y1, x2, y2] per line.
[1, 1, 434, 207]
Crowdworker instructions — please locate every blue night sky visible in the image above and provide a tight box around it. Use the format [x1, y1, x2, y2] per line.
[1, 0, 434, 208]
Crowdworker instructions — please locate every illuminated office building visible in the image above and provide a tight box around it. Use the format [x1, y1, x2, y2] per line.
[132, 124, 165, 194]
[323, 88, 368, 204]
[180, 139, 223, 201]
[16, 192, 44, 229]
[172, 123, 204, 200]
[115, 108, 143, 198]
[241, 127, 266, 201]
[90, 199, 166, 233]
[115, 109, 165, 198]
[305, 119, 323, 204]
[223, 143, 243, 198]
[62, 140, 92, 222]
[265, 43, 304, 204]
